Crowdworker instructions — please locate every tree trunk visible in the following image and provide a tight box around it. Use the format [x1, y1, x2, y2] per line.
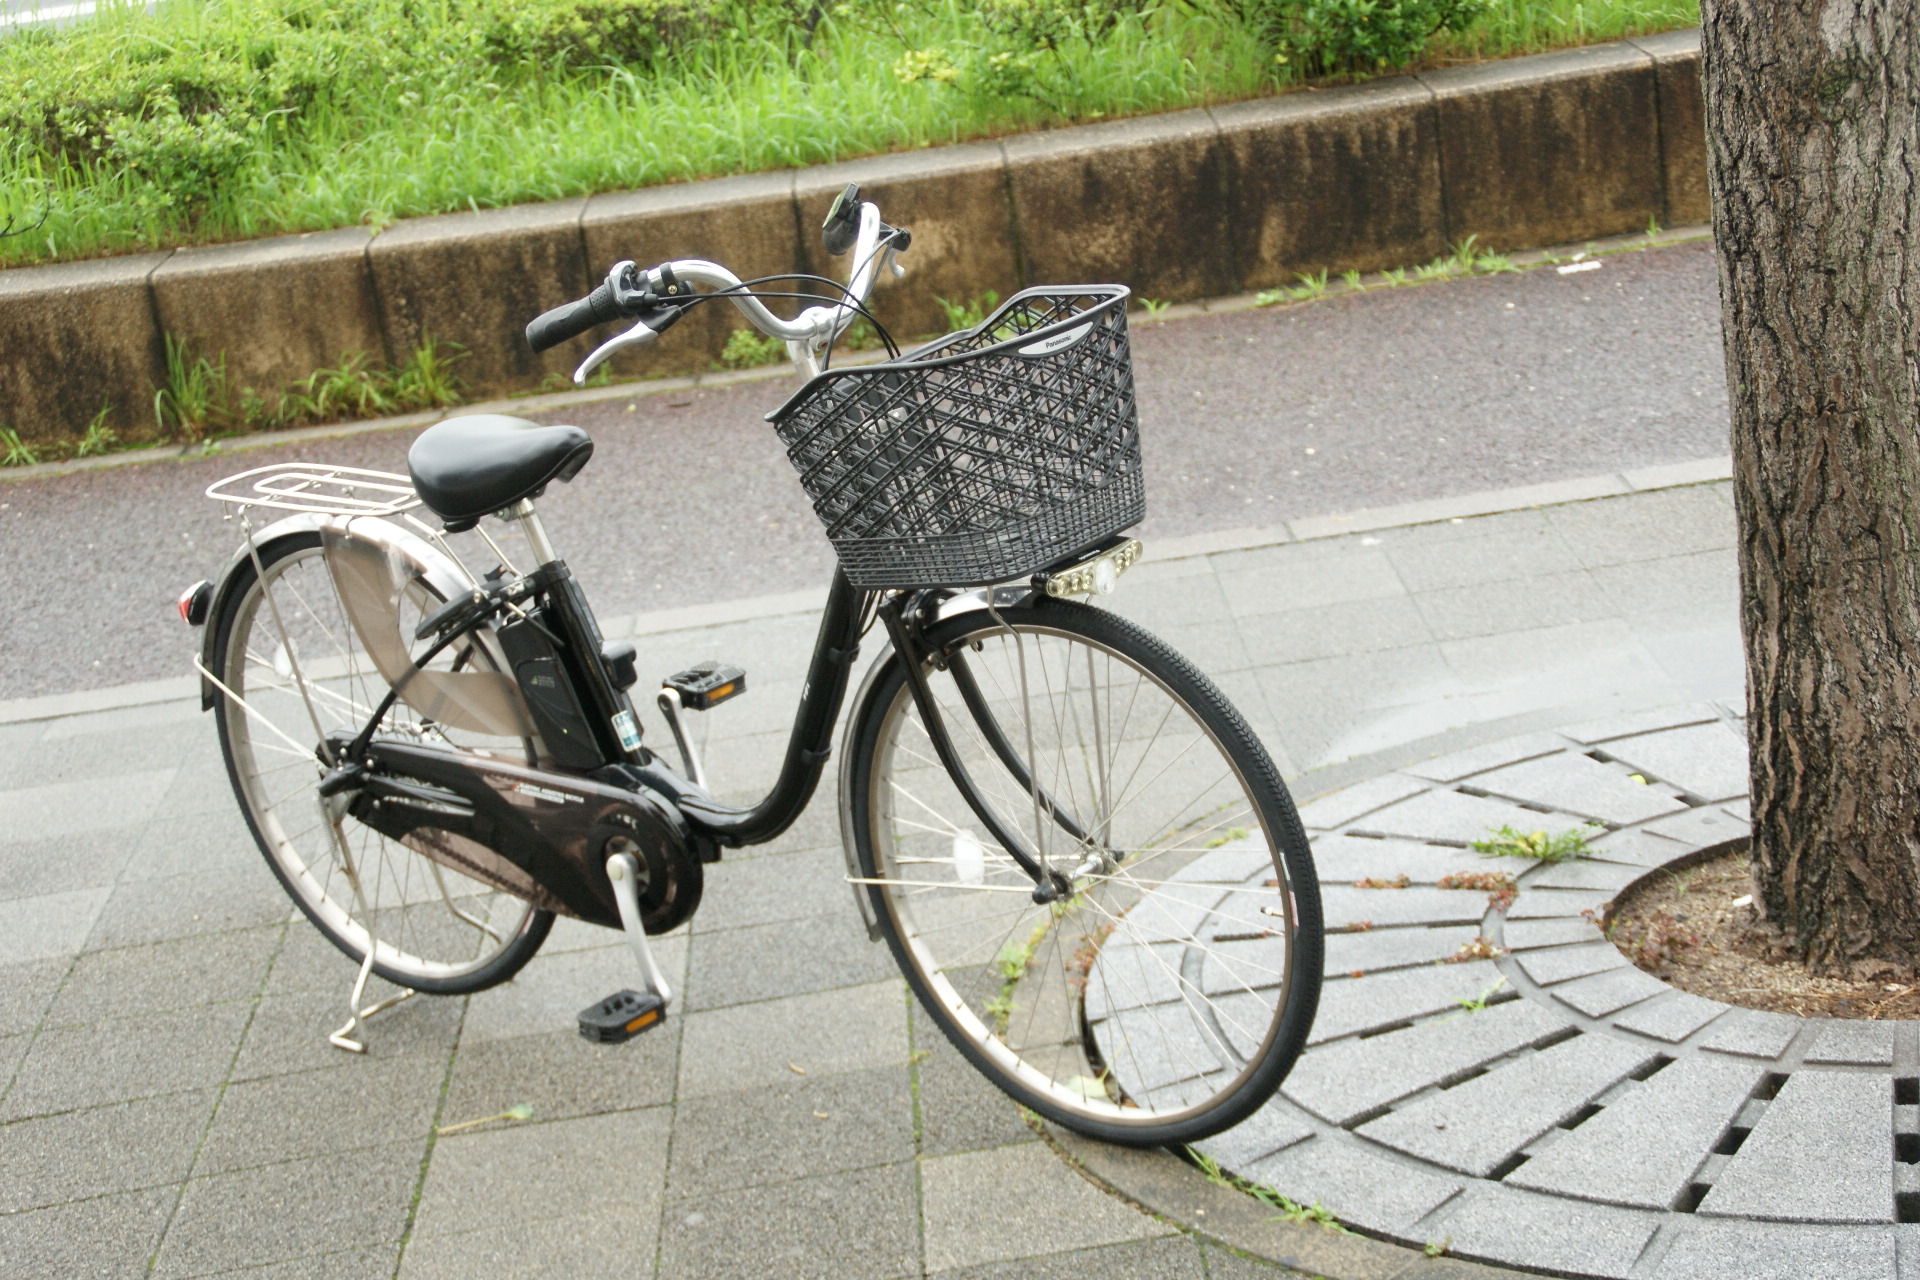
[1703, 2, 1920, 972]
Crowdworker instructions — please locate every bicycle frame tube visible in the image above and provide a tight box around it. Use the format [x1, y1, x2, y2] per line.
[678, 569, 869, 847]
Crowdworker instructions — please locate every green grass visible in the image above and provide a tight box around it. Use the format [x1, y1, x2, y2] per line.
[0, 0, 1699, 269]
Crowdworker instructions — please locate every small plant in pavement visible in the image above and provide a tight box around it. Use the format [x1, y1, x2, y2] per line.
[1471, 823, 1600, 863]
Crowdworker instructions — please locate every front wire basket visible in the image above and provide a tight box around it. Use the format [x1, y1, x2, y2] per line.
[768, 285, 1143, 589]
[205, 462, 421, 519]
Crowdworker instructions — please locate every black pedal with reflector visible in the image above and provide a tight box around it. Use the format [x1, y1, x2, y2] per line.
[577, 989, 665, 1043]
[664, 661, 747, 711]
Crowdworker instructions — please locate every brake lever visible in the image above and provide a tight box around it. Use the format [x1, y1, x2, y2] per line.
[573, 316, 659, 385]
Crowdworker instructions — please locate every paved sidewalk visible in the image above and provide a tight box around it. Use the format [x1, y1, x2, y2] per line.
[0, 474, 1742, 1278]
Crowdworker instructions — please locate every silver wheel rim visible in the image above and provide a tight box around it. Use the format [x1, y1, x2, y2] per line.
[222, 543, 538, 983]
[867, 620, 1298, 1129]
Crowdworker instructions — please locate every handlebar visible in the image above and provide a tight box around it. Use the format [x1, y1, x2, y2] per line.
[526, 278, 623, 353]
[526, 187, 906, 384]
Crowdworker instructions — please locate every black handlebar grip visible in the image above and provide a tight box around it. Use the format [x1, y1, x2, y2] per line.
[526, 280, 621, 353]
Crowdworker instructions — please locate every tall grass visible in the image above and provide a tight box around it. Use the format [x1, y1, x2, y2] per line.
[0, 0, 1697, 269]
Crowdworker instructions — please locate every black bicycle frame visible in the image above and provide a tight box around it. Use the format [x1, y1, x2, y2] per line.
[331, 554, 1072, 892]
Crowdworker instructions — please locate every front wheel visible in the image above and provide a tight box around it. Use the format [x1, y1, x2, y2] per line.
[843, 597, 1322, 1145]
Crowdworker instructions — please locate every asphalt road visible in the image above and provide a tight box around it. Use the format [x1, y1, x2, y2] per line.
[0, 239, 1729, 701]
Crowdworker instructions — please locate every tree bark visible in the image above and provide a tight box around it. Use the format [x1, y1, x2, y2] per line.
[1703, 1, 1920, 971]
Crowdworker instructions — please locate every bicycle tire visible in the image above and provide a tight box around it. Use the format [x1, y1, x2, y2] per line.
[210, 530, 551, 995]
[842, 597, 1322, 1145]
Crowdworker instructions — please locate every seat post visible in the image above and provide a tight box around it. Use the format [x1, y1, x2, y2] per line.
[501, 498, 559, 567]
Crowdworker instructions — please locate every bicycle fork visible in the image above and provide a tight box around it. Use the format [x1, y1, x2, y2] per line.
[876, 596, 1092, 903]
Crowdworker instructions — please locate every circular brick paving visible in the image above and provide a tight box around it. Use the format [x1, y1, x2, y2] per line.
[1094, 703, 1913, 1280]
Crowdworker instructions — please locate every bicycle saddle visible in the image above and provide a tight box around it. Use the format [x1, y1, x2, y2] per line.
[407, 414, 593, 531]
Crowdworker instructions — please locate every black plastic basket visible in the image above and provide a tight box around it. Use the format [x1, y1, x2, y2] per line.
[768, 285, 1143, 589]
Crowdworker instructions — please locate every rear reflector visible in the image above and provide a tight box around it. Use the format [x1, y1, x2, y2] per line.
[178, 580, 213, 626]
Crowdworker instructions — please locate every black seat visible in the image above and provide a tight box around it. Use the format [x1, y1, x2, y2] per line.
[407, 415, 593, 531]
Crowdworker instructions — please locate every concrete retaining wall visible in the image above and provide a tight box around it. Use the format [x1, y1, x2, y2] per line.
[0, 30, 1706, 446]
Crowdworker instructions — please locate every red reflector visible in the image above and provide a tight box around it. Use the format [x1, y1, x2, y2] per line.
[178, 580, 212, 626]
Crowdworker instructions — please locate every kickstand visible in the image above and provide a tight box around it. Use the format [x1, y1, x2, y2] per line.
[329, 945, 417, 1053]
[322, 800, 418, 1054]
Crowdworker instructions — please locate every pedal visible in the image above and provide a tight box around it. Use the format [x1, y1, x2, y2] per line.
[664, 661, 746, 711]
[577, 989, 666, 1044]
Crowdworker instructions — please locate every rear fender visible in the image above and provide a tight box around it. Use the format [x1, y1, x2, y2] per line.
[197, 514, 479, 710]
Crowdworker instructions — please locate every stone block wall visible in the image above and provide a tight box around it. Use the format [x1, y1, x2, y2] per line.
[0, 30, 1708, 446]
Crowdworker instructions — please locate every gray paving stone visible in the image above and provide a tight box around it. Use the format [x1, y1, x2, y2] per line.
[1581, 827, 1698, 868]
[85, 864, 292, 951]
[1506, 1054, 1763, 1209]
[909, 1003, 1036, 1158]
[675, 979, 908, 1099]
[397, 1213, 657, 1280]
[658, 1162, 920, 1280]
[1647, 1220, 1897, 1280]
[921, 1141, 1172, 1272]
[1307, 834, 1491, 885]
[413, 1108, 670, 1239]
[1324, 923, 1481, 974]
[0, 1184, 177, 1279]
[684, 909, 896, 1012]
[1803, 1019, 1896, 1066]
[1612, 991, 1728, 1043]
[442, 1022, 680, 1124]
[1523, 858, 1644, 892]
[0, 767, 174, 840]
[1281, 998, 1568, 1126]
[1643, 804, 1749, 848]
[666, 1063, 913, 1198]
[1309, 960, 1505, 1044]
[1319, 885, 1490, 929]
[1349, 789, 1592, 846]
[43, 926, 279, 1026]
[1401, 733, 1568, 783]
[1500, 918, 1605, 951]
[1698, 1009, 1802, 1060]
[1472, 753, 1687, 825]
[931, 1235, 1205, 1280]
[155, 1140, 424, 1278]
[0, 956, 66, 1037]
[1505, 885, 1617, 920]
[1226, 548, 1407, 620]
[1194, 1097, 1315, 1173]
[196, 1053, 444, 1174]
[238, 1243, 402, 1280]
[121, 811, 264, 882]
[230, 987, 463, 1081]
[1548, 967, 1670, 1019]
[1295, 774, 1431, 830]
[1356, 1032, 1654, 1177]
[0, 885, 112, 964]
[0, 828, 136, 900]
[1243, 1135, 1463, 1234]
[1431, 1182, 1659, 1277]
[1516, 942, 1627, 987]
[0, 1087, 214, 1213]
[1603, 721, 1748, 800]
[1699, 1071, 1894, 1223]
[1562, 704, 1722, 745]
[691, 843, 857, 933]
[2, 999, 252, 1119]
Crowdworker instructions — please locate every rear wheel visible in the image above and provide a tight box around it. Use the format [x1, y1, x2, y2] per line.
[844, 598, 1322, 1145]
[210, 530, 551, 994]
